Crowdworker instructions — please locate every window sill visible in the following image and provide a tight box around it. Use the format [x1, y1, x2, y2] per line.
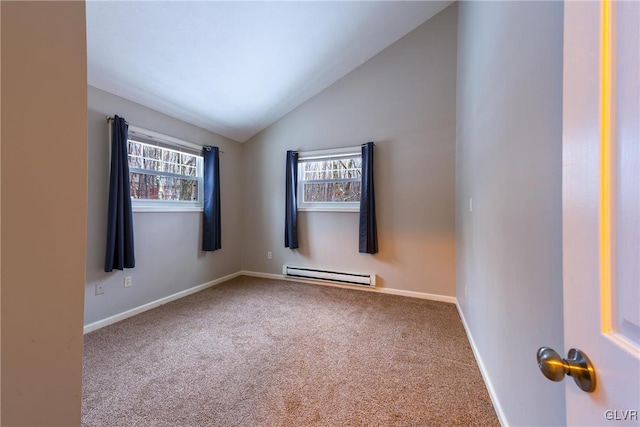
[132, 204, 203, 213]
[298, 206, 359, 213]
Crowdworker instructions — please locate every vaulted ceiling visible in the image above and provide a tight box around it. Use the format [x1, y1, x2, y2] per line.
[86, 1, 453, 142]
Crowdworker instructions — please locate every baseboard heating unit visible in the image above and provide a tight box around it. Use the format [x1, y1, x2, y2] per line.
[283, 265, 376, 288]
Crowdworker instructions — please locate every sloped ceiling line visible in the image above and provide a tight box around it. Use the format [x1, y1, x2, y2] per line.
[86, 1, 453, 143]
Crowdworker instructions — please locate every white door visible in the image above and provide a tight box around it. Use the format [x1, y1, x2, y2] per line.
[562, 0, 640, 425]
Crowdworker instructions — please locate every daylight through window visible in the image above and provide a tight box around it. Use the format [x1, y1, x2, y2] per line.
[298, 147, 362, 212]
[126, 129, 204, 211]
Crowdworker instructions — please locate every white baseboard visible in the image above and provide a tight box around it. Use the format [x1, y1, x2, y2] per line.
[456, 303, 508, 427]
[240, 270, 457, 304]
[83, 271, 241, 334]
[84, 270, 457, 334]
[241, 270, 284, 281]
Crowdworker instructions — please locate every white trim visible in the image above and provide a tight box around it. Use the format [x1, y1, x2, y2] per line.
[132, 204, 203, 213]
[126, 132, 205, 211]
[128, 124, 203, 152]
[456, 303, 508, 427]
[84, 270, 457, 335]
[240, 270, 456, 304]
[298, 145, 361, 161]
[241, 271, 284, 281]
[298, 205, 359, 213]
[297, 145, 363, 213]
[376, 286, 456, 303]
[83, 272, 241, 334]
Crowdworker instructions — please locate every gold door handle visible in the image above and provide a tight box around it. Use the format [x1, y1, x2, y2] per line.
[537, 347, 596, 392]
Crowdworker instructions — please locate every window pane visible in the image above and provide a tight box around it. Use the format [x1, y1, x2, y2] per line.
[128, 140, 143, 168]
[128, 140, 201, 177]
[182, 153, 197, 176]
[303, 181, 361, 203]
[300, 154, 362, 205]
[302, 157, 362, 181]
[130, 172, 198, 201]
[142, 145, 161, 171]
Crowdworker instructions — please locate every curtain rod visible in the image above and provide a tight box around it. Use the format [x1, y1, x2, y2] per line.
[106, 116, 224, 153]
[106, 115, 127, 124]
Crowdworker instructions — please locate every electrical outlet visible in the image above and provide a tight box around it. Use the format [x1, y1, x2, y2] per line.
[267, 251, 272, 260]
[124, 276, 132, 288]
[95, 283, 105, 295]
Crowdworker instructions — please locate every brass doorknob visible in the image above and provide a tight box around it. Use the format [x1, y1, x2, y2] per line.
[537, 347, 596, 392]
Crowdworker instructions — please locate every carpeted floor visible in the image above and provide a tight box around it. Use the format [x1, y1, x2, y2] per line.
[82, 276, 499, 426]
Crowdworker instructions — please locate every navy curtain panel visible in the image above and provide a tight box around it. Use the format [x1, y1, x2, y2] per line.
[359, 142, 378, 254]
[285, 150, 299, 249]
[202, 146, 222, 251]
[105, 115, 135, 272]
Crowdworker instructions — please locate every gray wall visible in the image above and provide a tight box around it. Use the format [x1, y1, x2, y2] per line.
[455, 2, 565, 425]
[85, 87, 243, 325]
[2, 2, 87, 423]
[241, 4, 458, 297]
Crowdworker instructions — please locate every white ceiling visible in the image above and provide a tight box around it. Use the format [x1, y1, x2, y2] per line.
[86, 1, 453, 142]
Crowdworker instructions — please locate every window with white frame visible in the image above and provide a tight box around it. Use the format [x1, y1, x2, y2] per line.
[298, 146, 362, 212]
[126, 128, 204, 212]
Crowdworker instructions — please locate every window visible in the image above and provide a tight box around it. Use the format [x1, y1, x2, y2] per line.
[298, 146, 362, 212]
[125, 127, 204, 212]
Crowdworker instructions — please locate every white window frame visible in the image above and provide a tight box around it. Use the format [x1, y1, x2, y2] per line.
[119, 125, 205, 213]
[297, 146, 362, 213]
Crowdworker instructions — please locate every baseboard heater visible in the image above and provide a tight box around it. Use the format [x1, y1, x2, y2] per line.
[283, 265, 376, 288]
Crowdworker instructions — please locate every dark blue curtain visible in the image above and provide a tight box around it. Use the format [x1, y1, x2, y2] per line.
[202, 146, 222, 251]
[359, 142, 378, 254]
[105, 115, 135, 272]
[285, 150, 299, 249]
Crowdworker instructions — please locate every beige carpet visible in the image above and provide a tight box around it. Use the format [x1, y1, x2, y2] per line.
[82, 276, 499, 426]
